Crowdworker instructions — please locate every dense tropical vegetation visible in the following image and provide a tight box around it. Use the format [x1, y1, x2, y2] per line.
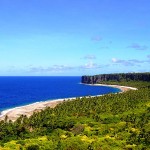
[0, 77, 150, 149]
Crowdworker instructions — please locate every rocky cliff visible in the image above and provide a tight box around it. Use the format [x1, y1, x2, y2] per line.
[81, 73, 150, 84]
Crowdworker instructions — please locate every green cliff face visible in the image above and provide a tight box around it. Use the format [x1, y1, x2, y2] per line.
[82, 73, 150, 84]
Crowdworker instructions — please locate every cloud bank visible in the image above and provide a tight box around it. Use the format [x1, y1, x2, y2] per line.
[112, 58, 148, 66]
[82, 55, 96, 60]
[128, 43, 148, 50]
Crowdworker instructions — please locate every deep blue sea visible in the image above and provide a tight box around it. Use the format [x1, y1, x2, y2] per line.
[0, 76, 120, 112]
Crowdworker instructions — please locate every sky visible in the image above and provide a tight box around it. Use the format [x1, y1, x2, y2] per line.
[0, 0, 150, 76]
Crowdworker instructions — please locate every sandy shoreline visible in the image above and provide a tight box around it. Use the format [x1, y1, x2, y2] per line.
[0, 98, 71, 121]
[0, 84, 137, 121]
[90, 84, 137, 92]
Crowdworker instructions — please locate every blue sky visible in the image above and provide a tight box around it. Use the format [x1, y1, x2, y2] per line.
[0, 0, 150, 76]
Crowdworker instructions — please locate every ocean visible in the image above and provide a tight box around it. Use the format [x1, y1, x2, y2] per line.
[0, 76, 120, 112]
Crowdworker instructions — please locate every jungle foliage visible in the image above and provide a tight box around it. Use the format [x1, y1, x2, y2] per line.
[0, 81, 150, 150]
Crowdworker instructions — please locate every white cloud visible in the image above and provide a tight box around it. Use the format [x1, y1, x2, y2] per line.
[83, 55, 96, 60]
[111, 58, 147, 66]
[83, 62, 97, 69]
[112, 58, 118, 63]
[29, 65, 74, 73]
[128, 43, 148, 50]
[80, 61, 105, 70]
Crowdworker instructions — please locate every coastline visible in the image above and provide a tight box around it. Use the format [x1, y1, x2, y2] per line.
[0, 98, 70, 121]
[0, 84, 137, 122]
[89, 84, 137, 92]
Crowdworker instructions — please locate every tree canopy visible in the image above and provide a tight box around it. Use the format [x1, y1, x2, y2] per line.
[0, 79, 150, 150]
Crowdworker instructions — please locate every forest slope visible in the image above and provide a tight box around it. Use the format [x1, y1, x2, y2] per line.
[0, 76, 150, 150]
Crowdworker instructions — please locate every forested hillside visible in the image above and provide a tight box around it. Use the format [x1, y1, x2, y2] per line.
[0, 79, 150, 149]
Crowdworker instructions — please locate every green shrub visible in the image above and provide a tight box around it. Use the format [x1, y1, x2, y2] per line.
[26, 144, 39, 150]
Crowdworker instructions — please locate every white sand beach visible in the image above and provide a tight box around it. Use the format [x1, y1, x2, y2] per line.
[0, 84, 137, 121]
[0, 99, 65, 121]
[91, 84, 137, 92]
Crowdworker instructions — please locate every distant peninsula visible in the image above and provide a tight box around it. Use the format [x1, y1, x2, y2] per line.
[82, 72, 150, 84]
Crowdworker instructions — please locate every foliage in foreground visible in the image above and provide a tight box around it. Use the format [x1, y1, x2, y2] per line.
[0, 81, 150, 150]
